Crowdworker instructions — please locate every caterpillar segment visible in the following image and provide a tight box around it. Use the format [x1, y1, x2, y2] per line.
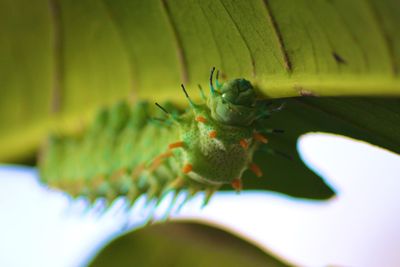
[39, 68, 278, 212]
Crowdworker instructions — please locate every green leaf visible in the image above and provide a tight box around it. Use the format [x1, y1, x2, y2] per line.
[88, 222, 290, 267]
[0, 0, 399, 199]
[238, 97, 400, 199]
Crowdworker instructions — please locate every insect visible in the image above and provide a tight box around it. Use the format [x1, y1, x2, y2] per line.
[39, 67, 282, 212]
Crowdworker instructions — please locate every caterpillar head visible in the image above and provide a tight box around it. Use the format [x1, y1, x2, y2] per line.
[209, 70, 258, 127]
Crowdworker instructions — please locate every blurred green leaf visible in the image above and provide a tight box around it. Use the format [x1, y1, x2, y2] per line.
[89, 222, 290, 267]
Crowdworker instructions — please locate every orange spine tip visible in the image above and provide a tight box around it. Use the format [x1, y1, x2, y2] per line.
[231, 178, 242, 192]
[149, 151, 173, 171]
[239, 139, 249, 149]
[253, 132, 268, 144]
[131, 164, 145, 181]
[249, 163, 263, 177]
[182, 164, 193, 174]
[111, 168, 126, 182]
[208, 130, 217, 139]
[168, 141, 184, 149]
[92, 175, 105, 187]
[154, 151, 172, 161]
[164, 150, 173, 157]
[195, 116, 207, 123]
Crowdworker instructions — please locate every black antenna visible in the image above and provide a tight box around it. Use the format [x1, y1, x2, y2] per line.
[181, 84, 196, 107]
[155, 102, 169, 114]
[181, 84, 190, 101]
[209, 67, 216, 95]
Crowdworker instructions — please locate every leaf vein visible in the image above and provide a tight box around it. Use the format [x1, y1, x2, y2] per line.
[160, 0, 189, 84]
[262, 0, 292, 73]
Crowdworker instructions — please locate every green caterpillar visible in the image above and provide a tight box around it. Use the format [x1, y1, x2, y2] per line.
[39, 68, 279, 209]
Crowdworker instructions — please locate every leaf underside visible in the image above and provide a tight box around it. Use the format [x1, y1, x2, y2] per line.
[237, 97, 400, 199]
[89, 222, 290, 267]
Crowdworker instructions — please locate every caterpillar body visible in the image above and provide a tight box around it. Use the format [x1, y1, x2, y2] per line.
[39, 68, 278, 209]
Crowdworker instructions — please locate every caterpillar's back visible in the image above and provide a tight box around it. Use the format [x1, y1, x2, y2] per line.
[39, 68, 277, 209]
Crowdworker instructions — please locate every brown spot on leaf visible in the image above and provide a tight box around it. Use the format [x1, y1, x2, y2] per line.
[332, 52, 347, 65]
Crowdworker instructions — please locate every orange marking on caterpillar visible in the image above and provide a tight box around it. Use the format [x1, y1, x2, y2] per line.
[149, 151, 173, 171]
[154, 151, 173, 162]
[110, 168, 127, 182]
[168, 141, 184, 149]
[195, 116, 207, 123]
[69, 182, 82, 196]
[231, 178, 242, 192]
[249, 163, 263, 177]
[182, 164, 193, 174]
[253, 132, 268, 144]
[239, 139, 249, 149]
[208, 130, 217, 139]
[131, 164, 145, 181]
[92, 175, 105, 188]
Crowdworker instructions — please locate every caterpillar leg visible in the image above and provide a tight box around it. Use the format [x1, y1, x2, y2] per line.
[176, 187, 200, 213]
[209, 67, 218, 95]
[161, 190, 181, 221]
[202, 188, 217, 208]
